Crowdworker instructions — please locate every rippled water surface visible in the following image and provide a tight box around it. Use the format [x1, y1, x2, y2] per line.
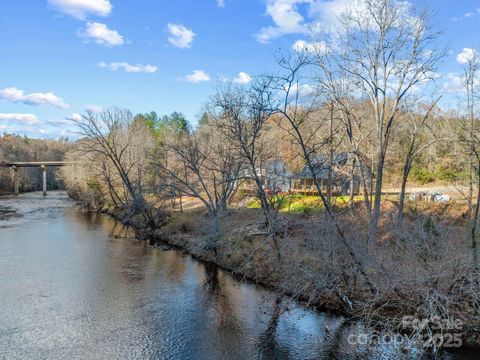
[0, 192, 476, 359]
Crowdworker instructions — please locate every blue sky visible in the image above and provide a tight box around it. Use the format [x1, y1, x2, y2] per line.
[0, 0, 479, 138]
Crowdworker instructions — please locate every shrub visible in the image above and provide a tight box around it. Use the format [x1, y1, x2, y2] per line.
[409, 166, 435, 184]
[288, 196, 322, 214]
[84, 179, 105, 211]
[435, 166, 459, 181]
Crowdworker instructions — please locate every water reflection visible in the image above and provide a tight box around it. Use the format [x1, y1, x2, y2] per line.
[0, 193, 477, 359]
[257, 296, 290, 360]
[203, 261, 219, 292]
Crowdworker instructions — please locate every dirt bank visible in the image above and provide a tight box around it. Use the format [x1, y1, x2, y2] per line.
[17, 191, 475, 351]
[105, 199, 480, 351]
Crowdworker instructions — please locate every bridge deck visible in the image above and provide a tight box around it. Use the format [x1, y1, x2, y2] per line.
[0, 161, 74, 168]
[1, 161, 75, 196]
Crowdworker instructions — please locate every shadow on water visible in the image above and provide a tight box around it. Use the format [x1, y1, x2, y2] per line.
[256, 295, 291, 360]
[0, 193, 478, 359]
[204, 261, 220, 292]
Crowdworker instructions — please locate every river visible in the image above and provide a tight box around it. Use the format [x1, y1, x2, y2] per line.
[0, 192, 475, 359]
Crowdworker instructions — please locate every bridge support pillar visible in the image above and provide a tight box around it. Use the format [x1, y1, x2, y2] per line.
[41, 165, 47, 196]
[13, 166, 19, 196]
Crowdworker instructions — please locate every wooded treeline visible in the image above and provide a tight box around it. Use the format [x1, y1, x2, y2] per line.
[62, 0, 475, 241]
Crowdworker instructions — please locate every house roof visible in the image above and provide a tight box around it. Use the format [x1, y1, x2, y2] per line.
[289, 152, 349, 180]
[289, 163, 330, 179]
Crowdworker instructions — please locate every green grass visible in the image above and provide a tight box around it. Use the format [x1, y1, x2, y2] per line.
[245, 194, 364, 214]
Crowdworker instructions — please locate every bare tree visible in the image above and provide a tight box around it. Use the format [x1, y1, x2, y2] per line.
[313, 63, 376, 217]
[397, 99, 440, 223]
[152, 120, 242, 217]
[210, 79, 286, 259]
[458, 49, 480, 265]
[273, 54, 342, 219]
[314, 0, 444, 241]
[272, 53, 375, 290]
[71, 108, 154, 225]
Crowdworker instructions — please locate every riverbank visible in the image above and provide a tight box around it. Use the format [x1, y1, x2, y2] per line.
[105, 198, 480, 352]
[3, 191, 478, 356]
[3, 191, 358, 359]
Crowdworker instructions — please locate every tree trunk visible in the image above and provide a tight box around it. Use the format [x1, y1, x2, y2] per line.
[471, 170, 480, 269]
[397, 161, 411, 223]
[327, 102, 334, 205]
[370, 150, 385, 243]
[468, 160, 474, 221]
[348, 157, 356, 208]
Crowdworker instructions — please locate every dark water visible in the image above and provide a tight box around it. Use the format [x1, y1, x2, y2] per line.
[0, 193, 475, 359]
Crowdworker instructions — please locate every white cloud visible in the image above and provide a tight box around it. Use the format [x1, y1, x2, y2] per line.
[185, 70, 210, 83]
[285, 82, 317, 97]
[0, 113, 40, 125]
[442, 68, 479, 94]
[217, 0, 225, 8]
[442, 73, 465, 94]
[309, 0, 359, 29]
[47, 118, 75, 126]
[232, 72, 252, 84]
[80, 22, 124, 47]
[292, 39, 310, 51]
[85, 104, 104, 113]
[465, 7, 480, 17]
[48, 0, 112, 20]
[256, 0, 376, 43]
[167, 23, 195, 49]
[0, 123, 70, 138]
[0, 87, 69, 109]
[0, 125, 49, 137]
[98, 62, 158, 73]
[66, 113, 82, 122]
[453, 7, 480, 21]
[257, 0, 310, 43]
[292, 39, 327, 53]
[456, 48, 478, 64]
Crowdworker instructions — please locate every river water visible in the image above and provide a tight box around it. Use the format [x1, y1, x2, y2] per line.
[0, 192, 474, 359]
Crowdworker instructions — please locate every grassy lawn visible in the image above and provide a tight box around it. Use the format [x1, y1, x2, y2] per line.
[245, 194, 365, 214]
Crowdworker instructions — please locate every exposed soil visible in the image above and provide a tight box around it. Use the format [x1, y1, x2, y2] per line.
[9, 191, 476, 351]
[123, 198, 480, 349]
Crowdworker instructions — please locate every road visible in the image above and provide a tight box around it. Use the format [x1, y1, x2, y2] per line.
[383, 184, 469, 199]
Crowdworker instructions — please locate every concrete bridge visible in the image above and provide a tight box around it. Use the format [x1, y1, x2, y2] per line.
[0, 161, 73, 196]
